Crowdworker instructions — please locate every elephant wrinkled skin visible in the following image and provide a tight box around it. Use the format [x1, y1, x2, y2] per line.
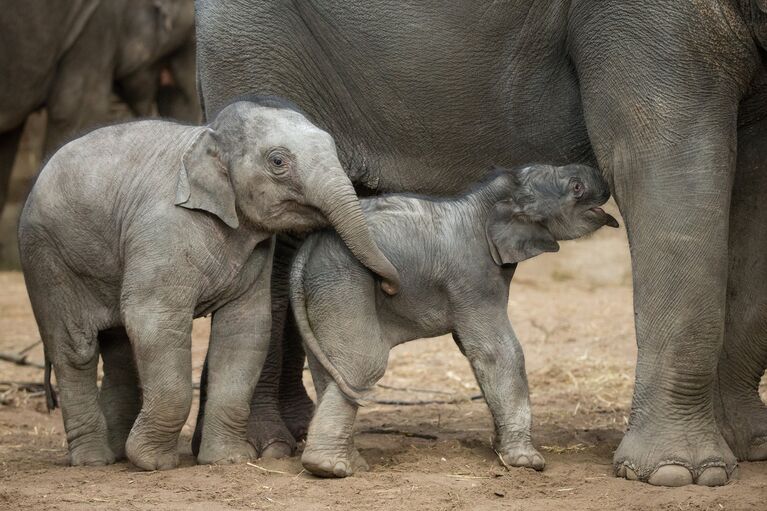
[293, 164, 618, 477]
[18, 97, 398, 470]
[195, 0, 767, 486]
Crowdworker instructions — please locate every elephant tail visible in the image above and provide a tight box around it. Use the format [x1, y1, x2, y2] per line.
[290, 236, 367, 405]
[44, 355, 58, 411]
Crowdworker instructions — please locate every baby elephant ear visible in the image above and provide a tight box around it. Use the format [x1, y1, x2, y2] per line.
[485, 199, 559, 265]
[175, 128, 239, 229]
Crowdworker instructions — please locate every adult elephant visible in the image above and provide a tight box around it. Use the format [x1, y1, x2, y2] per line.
[194, 0, 767, 486]
[0, 0, 200, 218]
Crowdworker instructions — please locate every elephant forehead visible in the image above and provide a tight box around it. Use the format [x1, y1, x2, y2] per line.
[247, 106, 332, 144]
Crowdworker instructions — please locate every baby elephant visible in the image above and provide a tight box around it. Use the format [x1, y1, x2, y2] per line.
[290, 163, 618, 477]
[18, 96, 399, 470]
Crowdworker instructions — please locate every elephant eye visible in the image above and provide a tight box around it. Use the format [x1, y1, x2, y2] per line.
[267, 151, 290, 174]
[571, 180, 584, 198]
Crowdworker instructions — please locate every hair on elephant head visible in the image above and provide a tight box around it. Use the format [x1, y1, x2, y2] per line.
[175, 96, 401, 293]
[485, 164, 618, 265]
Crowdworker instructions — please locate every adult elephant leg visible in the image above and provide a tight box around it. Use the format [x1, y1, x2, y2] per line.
[716, 116, 767, 461]
[247, 235, 302, 458]
[0, 124, 23, 218]
[570, 1, 755, 486]
[278, 309, 314, 442]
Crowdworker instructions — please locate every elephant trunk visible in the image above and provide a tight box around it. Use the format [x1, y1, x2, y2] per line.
[305, 166, 401, 295]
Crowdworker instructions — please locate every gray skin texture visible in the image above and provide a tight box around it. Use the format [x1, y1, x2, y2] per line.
[291, 164, 618, 478]
[195, 0, 767, 486]
[17, 98, 399, 471]
[0, 0, 200, 218]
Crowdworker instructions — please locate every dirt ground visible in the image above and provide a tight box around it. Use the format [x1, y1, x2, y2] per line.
[1, 204, 765, 510]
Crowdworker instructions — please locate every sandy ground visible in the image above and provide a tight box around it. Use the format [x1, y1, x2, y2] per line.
[1, 205, 766, 511]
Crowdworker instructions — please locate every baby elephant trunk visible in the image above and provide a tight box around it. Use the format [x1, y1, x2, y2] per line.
[306, 168, 401, 295]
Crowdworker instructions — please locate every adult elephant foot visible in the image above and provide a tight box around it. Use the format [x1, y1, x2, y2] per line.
[247, 417, 296, 459]
[613, 420, 737, 486]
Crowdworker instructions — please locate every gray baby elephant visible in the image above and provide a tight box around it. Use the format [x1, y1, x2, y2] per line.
[18, 96, 400, 471]
[290, 163, 618, 477]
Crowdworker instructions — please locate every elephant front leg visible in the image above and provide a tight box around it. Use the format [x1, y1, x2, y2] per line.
[453, 318, 544, 471]
[599, 133, 736, 486]
[122, 302, 193, 471]
[570, 2, 752, 485]
[717, 117, 767, 462]
[196, 284, 271, 465]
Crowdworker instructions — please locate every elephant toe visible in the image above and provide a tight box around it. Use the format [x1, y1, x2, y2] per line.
[696, 466, 729, 486]
[646, 465, 694, 487]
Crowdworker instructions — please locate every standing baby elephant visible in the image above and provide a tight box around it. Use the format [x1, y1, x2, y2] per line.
[291, 164, 618, 477]
[18, 96, 400, 470]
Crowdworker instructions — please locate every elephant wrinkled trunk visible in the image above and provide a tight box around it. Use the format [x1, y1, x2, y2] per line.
[305, 168, 401, 295]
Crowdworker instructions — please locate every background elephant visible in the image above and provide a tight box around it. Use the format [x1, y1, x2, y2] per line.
[195, 0, 767, 486]
[0, 0, 200, 222]
[19, 96, 399, 470]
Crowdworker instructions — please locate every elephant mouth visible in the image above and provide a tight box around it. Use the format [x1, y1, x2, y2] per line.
[588, 207, 620, 228]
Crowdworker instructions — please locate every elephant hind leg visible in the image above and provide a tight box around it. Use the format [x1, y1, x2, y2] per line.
[48, 320, 114, 466]
[301, 355, 367, 478]
[23, 254, 114, 466]
[717, 117, 767, 461]
[99, 327, 141, 460]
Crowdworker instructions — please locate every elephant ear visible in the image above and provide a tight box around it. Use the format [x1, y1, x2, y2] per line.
[485, 199, 559, 265]
[175, 128, 239, 229]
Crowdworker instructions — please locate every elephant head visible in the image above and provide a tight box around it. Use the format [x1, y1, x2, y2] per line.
[485, 164, 618, 265]
[175, 96, 401, 294]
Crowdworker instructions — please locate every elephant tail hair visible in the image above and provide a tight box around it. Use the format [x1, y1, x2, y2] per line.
[44, 356, 59, 411]
[289, 236, 368, 406]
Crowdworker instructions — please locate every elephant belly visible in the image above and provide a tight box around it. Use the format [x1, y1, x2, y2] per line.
[196, 0, 593, 195]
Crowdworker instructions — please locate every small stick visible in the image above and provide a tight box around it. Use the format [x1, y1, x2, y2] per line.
[361, 428, 438, 440]
[246, 462, 291, 475]
[376, 383, 455, 396]
[0, 352, 45, 369]
[17, 340, 42, 356]
[494, 448, 510, 470]
[368, 394, 483, 406]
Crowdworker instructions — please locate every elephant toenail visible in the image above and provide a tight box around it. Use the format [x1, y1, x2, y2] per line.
[697, 467, 728, 486]
[333, 461, 348, 477]
[647, 465, 693, 487]
[615, 464, 627, 478]
[625, 467, 638, 480]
